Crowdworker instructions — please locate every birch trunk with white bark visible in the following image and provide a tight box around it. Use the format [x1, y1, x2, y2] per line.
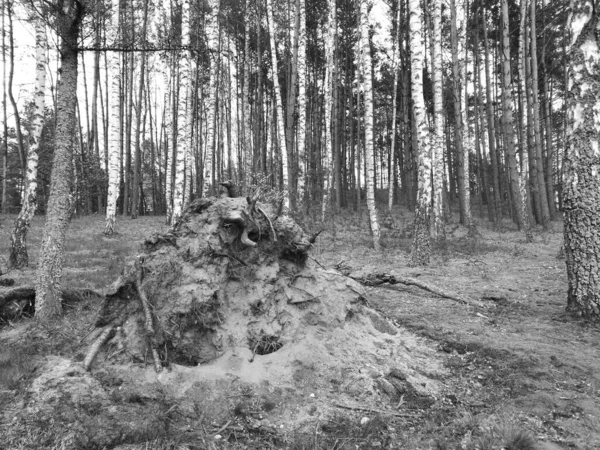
[296, 0, 307, 208]
[408, 0, 432, 266]
[359, 0, 380, 251]
[172, 0, 192, 224]
[105, 0, 122, 234]
[266, 0, 290, 211]
[431, 0, 445, 242]
[202, 0, 220, 197]
[321, 0, 335, 221]
[10, 18, 46, 268]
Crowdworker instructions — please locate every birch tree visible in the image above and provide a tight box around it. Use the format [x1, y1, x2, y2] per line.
[202, 0, 220, 197]
[35, 0, 84, 321]
[172, 0, 192, 223]
[266, 0, 291, 211]
[450, 0, 471, 229]
[564, 0, 600, 318]
[359, 0, 380, 251]
[243, 0, 253, 185]
[430, 0, 445, 241]
[408, 0, 431, 265]
[9, 18, 46, 268]
[105, 0, 122, 234]
[388, 3, 401, 212]
[296, 0, 307, 207]
[321, 0, 335, 220]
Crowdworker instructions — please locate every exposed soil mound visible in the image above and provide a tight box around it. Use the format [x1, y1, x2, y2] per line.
[7, 197, 446, 448]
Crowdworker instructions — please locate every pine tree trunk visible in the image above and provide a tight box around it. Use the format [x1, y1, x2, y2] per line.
[529, 0, 551, 225]
[131, 2, 149, 219]
[408, 0, 432, 265]
[105, 0, 122, 235]
[450, 0, 469, 227]
[564, 0, 600, 318]
[9, 18, 46, 268]
[359, 0, 380, 251]
[517, 0, 535, 232]
[501, 0, 531, 241]
[35, 2, 83, 322]
[388, 3, 401, 213]
[482, 7, 501, 222]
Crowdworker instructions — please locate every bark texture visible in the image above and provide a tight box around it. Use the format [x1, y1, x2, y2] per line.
[35, 2, 83, 321]
[564, 0, 600, 319]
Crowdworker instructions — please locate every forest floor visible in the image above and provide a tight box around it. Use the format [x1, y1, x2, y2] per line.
[0, 207, 598, 449]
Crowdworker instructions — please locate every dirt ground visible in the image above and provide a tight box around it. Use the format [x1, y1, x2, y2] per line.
[0, 209, 598, 450]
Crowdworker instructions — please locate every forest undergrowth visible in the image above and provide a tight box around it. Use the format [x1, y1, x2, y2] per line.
[0, 207, 597, 450]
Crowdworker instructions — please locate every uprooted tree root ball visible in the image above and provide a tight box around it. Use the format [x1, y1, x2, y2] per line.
[7, 196, 447, 449]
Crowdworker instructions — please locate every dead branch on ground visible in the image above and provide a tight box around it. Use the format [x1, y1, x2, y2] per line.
[349, 272, 479, 306]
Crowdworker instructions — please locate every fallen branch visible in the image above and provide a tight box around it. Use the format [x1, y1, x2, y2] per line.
[349, 272, 477, 306]
[84, 324, 116, 371]
[333, 403, 417, 418]
[0, 286, 103, 322]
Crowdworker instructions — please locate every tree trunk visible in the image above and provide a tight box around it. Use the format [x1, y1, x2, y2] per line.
[105, 0, 122, 235]
[202, 0, 220, 197]
[296, 0, 307, 208]
[482, 6, 501, 222]
[564, 0, 600, 319]
[321, 0, 335, 221]
[359, 0, 380, 251]
[10, 18, 46, 268]
[409, 0, 432, 266]
[35, 1, 83, 321]
[266, 0, 290, 211]
[1, 0, 7, 215]
[388, 2, 401, 212]
[501, 0, 532, 241]
[243, 0, 253, 187]
[450, 0, 469, 228]
[172, 0, 192, 223]
[131, 2, 149, 219]
[7, 0, 26, 174]
[529, 0, 551, 226]
[431, 0, 445, 241]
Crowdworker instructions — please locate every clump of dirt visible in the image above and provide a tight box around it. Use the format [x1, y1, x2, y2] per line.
[5, 196, 447, 448]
